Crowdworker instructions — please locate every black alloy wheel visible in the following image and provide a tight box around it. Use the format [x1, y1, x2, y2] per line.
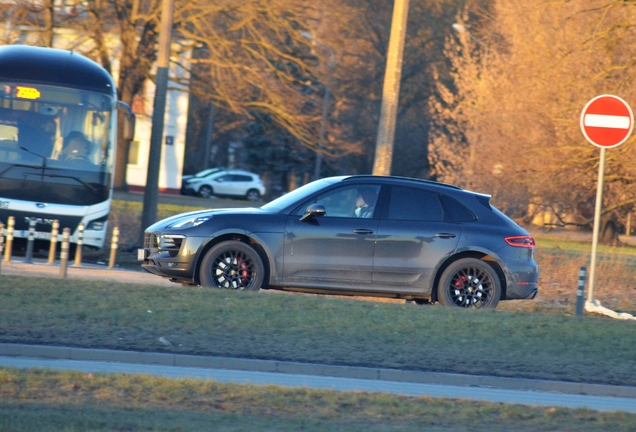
[437, 258, 501, 309]
[199, 185, 213, 198]
[200, 241, 264, 291]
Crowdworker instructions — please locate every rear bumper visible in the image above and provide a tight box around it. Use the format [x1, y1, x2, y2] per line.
[506, 281, 538, 300]
[503, 260, 539, 300]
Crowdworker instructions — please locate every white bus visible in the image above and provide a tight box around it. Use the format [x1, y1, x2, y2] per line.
[0, 45, 134, 249]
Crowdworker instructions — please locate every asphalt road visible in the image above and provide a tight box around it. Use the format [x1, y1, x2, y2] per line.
[2, 256, 636, 414]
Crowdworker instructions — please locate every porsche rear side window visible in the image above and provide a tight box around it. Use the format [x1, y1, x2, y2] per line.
[387, 186, 445, 221]
[440, 194, 476, 222]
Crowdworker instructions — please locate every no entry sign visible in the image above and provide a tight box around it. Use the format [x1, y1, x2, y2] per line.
[580, 94, 634, 304]
[580, 94, 633, 148]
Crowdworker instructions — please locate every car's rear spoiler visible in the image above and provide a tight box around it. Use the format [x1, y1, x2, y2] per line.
[475, 193, 492, 209]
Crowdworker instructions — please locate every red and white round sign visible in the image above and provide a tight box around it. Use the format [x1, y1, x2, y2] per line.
[580, 95, 633, 148]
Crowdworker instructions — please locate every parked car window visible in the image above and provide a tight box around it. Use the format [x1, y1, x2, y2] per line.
[234, 175, 252, 182]
[387, 186, 445, 222]
[439, 194, 476, 222]
[296, 185, 380, 218]
[193, 168, 223, 178]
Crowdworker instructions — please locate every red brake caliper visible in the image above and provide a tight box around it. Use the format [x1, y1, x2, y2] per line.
[454, 275, 467, 287]
[238, 258, 249, 284]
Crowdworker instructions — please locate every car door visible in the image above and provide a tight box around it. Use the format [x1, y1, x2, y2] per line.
[372, 186, 461, 293]
[210, 174, 232, 195]
[230, 174, 254, 196]
[283, 185, 381, 287]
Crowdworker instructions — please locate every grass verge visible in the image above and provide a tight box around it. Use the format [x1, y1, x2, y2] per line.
[1, 368, 635, 431]
[1, 276, 635, 386]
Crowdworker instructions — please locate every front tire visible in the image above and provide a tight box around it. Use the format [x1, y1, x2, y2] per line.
[437, 258, 501, 309]
[199, 185, 213, 198]
[200, 241, 264, 291]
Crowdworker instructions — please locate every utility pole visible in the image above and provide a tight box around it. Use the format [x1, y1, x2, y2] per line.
[141, 0, 174, 233]
[372, 0, 410, 176]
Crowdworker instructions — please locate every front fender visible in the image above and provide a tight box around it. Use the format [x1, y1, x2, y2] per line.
[192, 229, 283, 286]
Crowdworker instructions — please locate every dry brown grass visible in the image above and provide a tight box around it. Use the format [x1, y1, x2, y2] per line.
[532, 251, 636, 314]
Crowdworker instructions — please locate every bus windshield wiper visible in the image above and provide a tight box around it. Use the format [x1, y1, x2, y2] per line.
[40, 172, 98, 192]
[0, 161, 42, 179]
[0, 162, 98, 192]
[15, 147, 98, 192]
[19, 146, 47, 168]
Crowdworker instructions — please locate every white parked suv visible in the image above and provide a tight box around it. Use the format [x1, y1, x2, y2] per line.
[181, 169, 266, 201]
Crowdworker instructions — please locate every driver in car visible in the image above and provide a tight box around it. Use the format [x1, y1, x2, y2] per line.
[61, 131, 92, 164]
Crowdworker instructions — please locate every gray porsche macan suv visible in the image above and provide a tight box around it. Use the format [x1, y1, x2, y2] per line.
[140, 175, 539, 309]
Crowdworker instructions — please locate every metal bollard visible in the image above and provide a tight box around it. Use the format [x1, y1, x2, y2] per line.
[59, 228, 70, 279]
[108, 226, 119, 269]
[47, 219, 59, 264]
[576, 266, 587, 317]
[3, 216, 14, 263]
[0, 222, 4, 274]
[24, 218, 37, 264]
[74, 222, 84, 266]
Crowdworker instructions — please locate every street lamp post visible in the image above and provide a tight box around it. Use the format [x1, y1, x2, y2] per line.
[372, 0, 410, 176]
[302, 32, 334, 181]
[140, 0, 174, 233]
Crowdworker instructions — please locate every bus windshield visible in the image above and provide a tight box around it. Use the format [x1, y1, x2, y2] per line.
[0, 82, 113, 173]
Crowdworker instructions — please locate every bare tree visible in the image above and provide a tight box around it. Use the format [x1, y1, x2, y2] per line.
[430, 0, 636, 236]
[8, 0, 340, 188]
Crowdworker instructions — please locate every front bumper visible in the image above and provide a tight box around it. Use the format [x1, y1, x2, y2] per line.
[180, 185, 197, 195]
[139, 232, 205, 284]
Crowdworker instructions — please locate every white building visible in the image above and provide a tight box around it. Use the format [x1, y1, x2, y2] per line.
[125, 51, 190, 195]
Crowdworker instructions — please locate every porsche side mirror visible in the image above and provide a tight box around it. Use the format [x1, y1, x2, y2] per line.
[300, 203, 326, 222]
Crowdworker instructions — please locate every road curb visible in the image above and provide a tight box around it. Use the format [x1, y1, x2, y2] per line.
[1, 343, 635, 399]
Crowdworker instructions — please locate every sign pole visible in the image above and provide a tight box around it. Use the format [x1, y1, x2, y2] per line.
[587, 147, 606, 303]
[580, 94, 634, 304]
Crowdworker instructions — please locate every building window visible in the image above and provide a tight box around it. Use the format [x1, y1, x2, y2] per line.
[128, 140, 140, 166]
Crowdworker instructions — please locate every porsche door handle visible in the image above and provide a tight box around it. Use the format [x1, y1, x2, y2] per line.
[435, 233, 457, 239]
[353, 229, 374, 235]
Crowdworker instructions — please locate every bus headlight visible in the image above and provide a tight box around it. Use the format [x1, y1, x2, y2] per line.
[86, 217, 108, 231]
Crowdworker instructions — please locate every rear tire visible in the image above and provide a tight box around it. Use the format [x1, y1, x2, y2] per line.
[200, 241, 264, 291]
[437, 258, 501, 309]
[246, 189, 261, 201]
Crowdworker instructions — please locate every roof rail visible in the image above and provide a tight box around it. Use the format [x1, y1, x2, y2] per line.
[341, 175, 462, 190]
